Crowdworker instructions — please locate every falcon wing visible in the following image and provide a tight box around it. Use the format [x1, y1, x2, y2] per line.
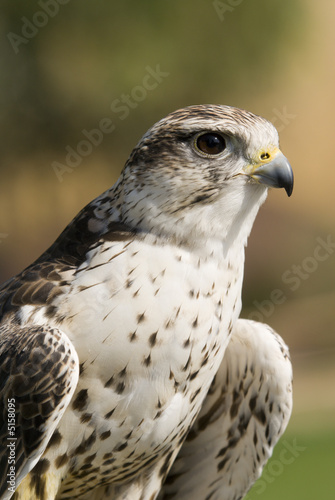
[0, 322, 79, 499]
[160, 319, 293, 500]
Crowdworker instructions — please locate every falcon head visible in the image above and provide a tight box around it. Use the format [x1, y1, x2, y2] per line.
[119, 104, 293, 246]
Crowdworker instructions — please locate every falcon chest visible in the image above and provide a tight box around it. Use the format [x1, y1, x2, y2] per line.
[49, 235, 243, 485]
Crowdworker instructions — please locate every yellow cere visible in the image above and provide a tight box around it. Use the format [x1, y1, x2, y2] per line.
[245, 145, 281, 175]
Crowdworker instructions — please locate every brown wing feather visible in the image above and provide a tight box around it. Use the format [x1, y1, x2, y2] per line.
[0, 202, 134, 324]
[0, 321, 79, 498]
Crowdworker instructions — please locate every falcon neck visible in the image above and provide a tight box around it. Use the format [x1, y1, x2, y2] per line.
[113, 181, 268, 259]
[77, 178, 268, 263]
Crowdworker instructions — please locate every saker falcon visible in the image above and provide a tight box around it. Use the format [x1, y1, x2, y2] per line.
[0, 105, 293, 500]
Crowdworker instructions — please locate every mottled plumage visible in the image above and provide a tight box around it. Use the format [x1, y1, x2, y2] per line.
[0, 105, 293, 500]
[159, 320, 292, 500]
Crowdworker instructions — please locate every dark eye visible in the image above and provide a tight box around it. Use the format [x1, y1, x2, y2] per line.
[196, 133, 226, 156]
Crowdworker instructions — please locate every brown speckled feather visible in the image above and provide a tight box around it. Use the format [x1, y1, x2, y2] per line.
[0, 214, 134, 323]
[0, 322, 79, 499]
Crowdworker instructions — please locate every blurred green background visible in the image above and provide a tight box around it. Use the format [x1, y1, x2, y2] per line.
[0, 1, 334, 498]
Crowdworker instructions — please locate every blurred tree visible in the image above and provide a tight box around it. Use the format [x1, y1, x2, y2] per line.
[0, 0, 305, 171]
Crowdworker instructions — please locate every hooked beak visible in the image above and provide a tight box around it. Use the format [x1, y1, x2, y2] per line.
[246, 150, 294, 197]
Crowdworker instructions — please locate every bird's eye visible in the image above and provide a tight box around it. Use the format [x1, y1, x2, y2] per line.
[195, 133, 226, 156]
